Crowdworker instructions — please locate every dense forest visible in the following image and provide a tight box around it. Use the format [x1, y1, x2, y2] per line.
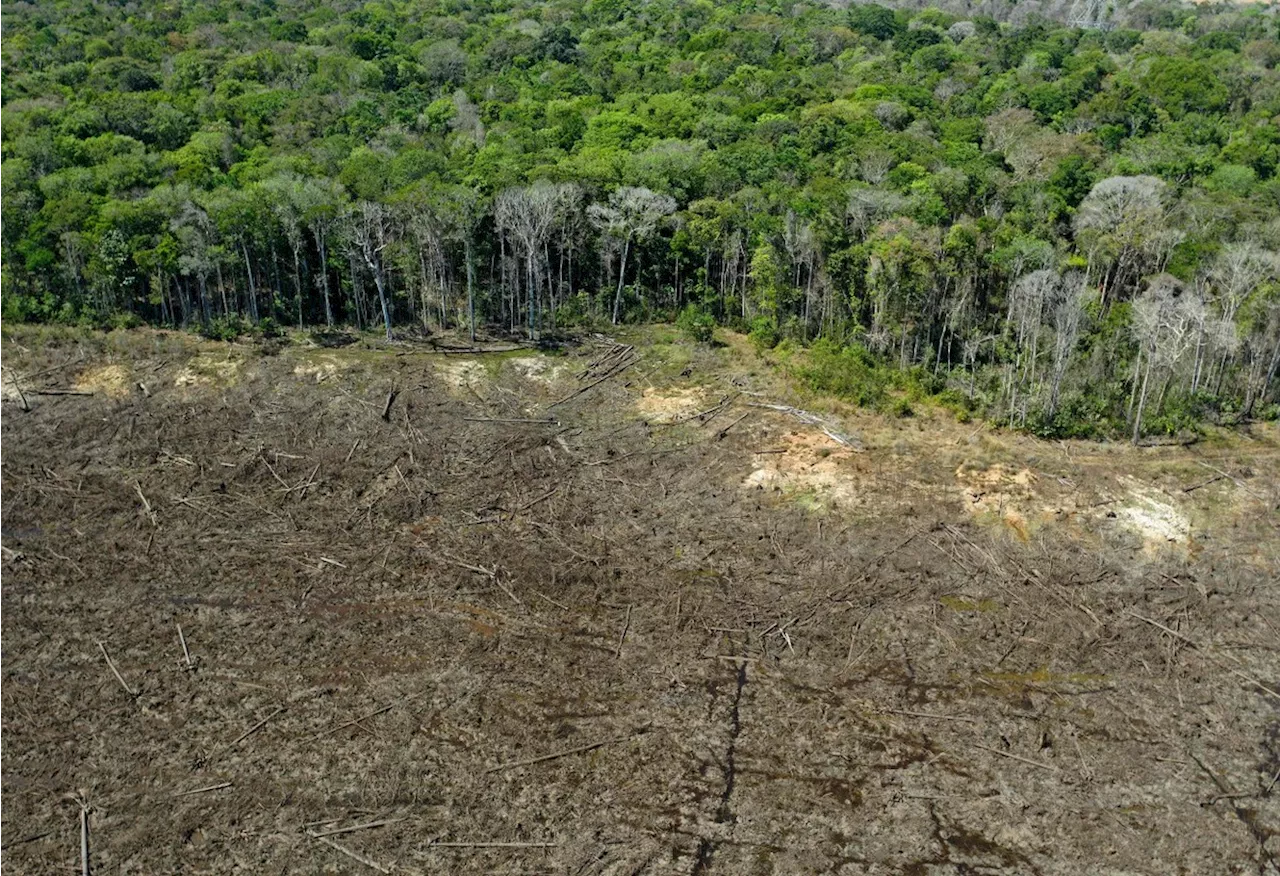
[3, 0, 1280, 438]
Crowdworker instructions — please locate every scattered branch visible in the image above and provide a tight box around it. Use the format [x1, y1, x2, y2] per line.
[177, 623, 194, 669]
[311, 704, 394, 740]
[79, 803, 90, 876]
[311, 817, 406, 838]
[174, 782, 232, 796]
[615, 604, 632, 657]
[485, 734, 632, 773]
[425, 841, 556, 849]
[98, 641, 137, 697]
[308, 832, 392, 873]
[225, 706, 285, 750]
[971, 743, 1059, 772]
[381, 389, 399, 422]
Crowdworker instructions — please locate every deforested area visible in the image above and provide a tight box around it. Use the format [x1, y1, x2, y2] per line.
[2, 325, 1278, 873]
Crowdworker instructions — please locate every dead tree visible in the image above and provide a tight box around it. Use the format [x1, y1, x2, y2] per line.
[495, 182, 574, 339]
[352, 201, 396, 341]
[588, 186, 677, 324]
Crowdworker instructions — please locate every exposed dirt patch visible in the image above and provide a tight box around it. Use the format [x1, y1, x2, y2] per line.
[72, 364, 131, 399]
[292, 356, 342, 383]
[0, 367, 26, 402]
[433, 358, 487, 394]
[635, 385, 706, 423]
[1111, 476, 1192, 552]
[174, 352, 242, 389]
[509, 355, 567, 386]
[956, 463, 1039, 540]
[744, 429, 865, 509]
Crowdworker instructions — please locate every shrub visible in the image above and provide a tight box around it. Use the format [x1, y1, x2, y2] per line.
[199, 315, 247, 341]
[793, 338, 890, 407]
[253, 317, 284, 338]
[675, 304, 716, 343]
[748, 316, 780, 351]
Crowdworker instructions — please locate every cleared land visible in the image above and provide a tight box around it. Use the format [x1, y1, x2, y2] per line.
[2, 325, 1278, 875]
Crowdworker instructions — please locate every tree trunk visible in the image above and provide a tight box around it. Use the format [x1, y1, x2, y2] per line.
[611, 235, 631, 325]
[1132, 355, 1154, 444]
[294, 248, 304, 330]
[242, 242, 259, 322]
[527, 251, 537, 340]
[465, 237, 476, 343]
[373, 261, 392, 341]
[317, 229, 333, 327]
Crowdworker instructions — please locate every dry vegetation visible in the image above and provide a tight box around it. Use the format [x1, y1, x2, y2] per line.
[2, 325, 1278, 875]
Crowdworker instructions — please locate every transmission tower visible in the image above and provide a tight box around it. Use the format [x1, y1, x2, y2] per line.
[1067, 0, 1113, 31]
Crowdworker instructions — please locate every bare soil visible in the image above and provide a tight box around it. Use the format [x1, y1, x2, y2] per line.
[2, 325, 1279, 875]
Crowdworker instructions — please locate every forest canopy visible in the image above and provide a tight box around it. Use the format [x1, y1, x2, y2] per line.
[3, 0, 1280, 439]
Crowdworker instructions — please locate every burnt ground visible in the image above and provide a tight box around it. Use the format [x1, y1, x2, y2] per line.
[1, 325, 1279, 875]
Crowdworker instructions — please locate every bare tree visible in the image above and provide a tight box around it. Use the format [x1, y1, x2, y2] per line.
[587, 186, 676, 324]
[858, 150, 894, 186]
[495, 181, 575, 339]
[1130, 274, 1202, 443]
[783, 211, 820, 336]
[170, 199, 217, 324]
[263, 174, 308, 329]
[1005, 268, 1059, 425]
[847, 187, 905, 241]
[351, 201, 395, 340]
[1046, 274, 1087, 420]
[1075, 175, 1177, 307]
[298, 178, 346, 328]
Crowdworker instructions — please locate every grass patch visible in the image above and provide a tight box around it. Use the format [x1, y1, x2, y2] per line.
[939, 595, 1001, 613]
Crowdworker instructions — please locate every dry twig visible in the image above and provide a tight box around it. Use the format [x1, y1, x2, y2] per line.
[426, 841, 556, 849]
[971, 743, 1059, 772]
[79, 803, 90, 876]
[311, 817, 406, 838]
[225, 706, 285, 750]
[177, 623, 194, 669]
[98, 641, 137, 697]
[615, 604, 632, 657]
[174, 782, 232, 796]
[308, 832, 392, 873]
[311, 704, 394, 740]
[485, 735, 631, 773]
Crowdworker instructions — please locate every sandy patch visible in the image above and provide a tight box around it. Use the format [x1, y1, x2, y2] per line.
[509, 356, 567, 385]
[175, 354, 241, 389]
[1112, 477, 1190, 551]
[293, 357, 341, 384]
[1, 369, 26, 402]
[434, 359, 487, 394]
[956, 463, 1193, 551]
[743, 429, 863, 508]
[956, 463, 1039, 540]
[635, 386, 706, 423]
[74, 364, 131, 399]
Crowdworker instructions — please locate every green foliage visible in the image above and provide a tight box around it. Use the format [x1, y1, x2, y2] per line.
[888, 396, 914, 417]
[793, 339, 890, 407]
[748, 315, 781, 352]
[199, 314, 249, 341]
[676, 304, 715, 343]
[848, 5, 901, 41]
[254, 317, 284, 339]
[1, 0, 1275, 440]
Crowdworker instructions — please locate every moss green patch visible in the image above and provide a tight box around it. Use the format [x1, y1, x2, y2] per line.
[981, 667, 1109, 688]
[939, 595, 1001, 613]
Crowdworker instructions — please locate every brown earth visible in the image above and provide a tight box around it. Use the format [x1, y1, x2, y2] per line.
[2, 325, 1278, 875]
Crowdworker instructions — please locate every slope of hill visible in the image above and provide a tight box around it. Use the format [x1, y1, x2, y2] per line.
[3, 325, 1277, 873]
